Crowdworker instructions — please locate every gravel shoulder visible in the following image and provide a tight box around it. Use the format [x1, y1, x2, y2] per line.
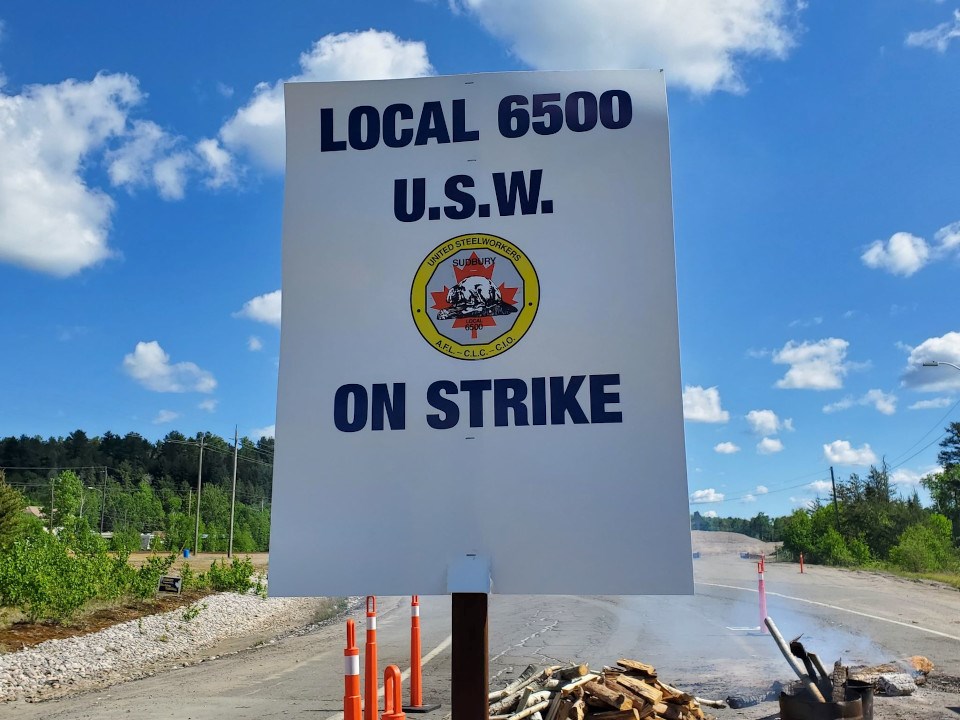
[0, 592, 346, 703]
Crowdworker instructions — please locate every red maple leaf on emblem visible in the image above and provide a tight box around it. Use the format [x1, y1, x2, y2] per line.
[430, 252, 520, 339]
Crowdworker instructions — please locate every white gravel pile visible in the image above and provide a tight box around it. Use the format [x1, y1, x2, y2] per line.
[0, 592, 323, 702]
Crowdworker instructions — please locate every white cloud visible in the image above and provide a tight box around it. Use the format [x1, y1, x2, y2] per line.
[861, 222, 960, 276]
[773, 337, 850, 390]
[757, 437, 784, 454]
[250, 424, 275, 439]
[153, 409, 180, 424]
[823, 440, 877, 466]
[809, 479, 832, 494]
[789, 316, 822, 328]
[906, 9, 960, 53]
[891, 465, 941, 486]
[122, 341, 217, 393]
[195, 138, 237, 189]
[0, 74, 137, 276]
[682, 385, 729, 423]
[823, 389, 897, 415]
[790, 496, 815, 510]
[198, 398, 218, 412]
[742, 494, 757, 503]
[690, 488, 724, 504]
[714, 442, 741, 454]
[703, 510, 718, 518]
[909, 397, 953, 410]
[218, 30, 434, 172]
[901, 332, 960, 392]
[755, 485, 769, 494]
[0, 71, 210, 276]
[216, 82, 235, 98]
[105, 119, 193, 200]
[248, 336, 264, 352]
[783, 418, 795, 432]
[452, 0, 801, 94]
[746, 409, 782, 435]
[861, 232, 930, 276]
[235, 290, 282, 327]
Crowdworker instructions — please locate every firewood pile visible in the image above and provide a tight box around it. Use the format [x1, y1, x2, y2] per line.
[488, 659, 721, 720]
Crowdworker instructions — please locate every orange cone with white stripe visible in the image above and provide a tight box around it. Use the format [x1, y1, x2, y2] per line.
[364, 596, 378, 720]
[403, 596, 441, 713]
[410, 596, 422, 707]
[344, 619, 361, 720]
[382, 665, 406, 720]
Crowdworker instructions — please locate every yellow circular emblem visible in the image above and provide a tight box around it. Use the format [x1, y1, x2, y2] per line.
[411, 233, 539, 360]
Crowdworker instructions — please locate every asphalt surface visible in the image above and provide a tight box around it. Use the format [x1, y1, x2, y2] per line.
[6, 554, 960, 720]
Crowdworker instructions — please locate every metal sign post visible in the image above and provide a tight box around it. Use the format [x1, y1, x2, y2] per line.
[452, 593, 488, 720]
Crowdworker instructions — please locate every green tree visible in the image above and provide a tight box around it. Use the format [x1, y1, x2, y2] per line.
[923, 466, 960, 544]
[0, 471, 26, 547]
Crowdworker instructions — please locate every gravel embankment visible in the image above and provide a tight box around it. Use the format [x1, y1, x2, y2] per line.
[0, 593, 340, 702]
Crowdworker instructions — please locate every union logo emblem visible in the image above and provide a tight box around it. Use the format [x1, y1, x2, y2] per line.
[411, 234, 539, 360]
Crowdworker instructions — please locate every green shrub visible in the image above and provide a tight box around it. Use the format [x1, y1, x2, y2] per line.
[129, 553, 177, 599]
[207, 556, 255, 593]
[890, 515, 957, 573]
[815, 528, 854, 566]
[0, 532, 99, 622]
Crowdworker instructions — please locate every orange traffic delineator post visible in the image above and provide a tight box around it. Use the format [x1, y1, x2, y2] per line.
[382, 665, 406, 720]
[403, 596, 441, 713]
[344, 619, 362, 720]
[364, 596, 379, 720]
[799, 552, 805, 574]
[757, 561, 768, 634]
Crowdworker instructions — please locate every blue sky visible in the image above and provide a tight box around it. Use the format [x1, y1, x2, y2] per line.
[0, 1, 958, 518]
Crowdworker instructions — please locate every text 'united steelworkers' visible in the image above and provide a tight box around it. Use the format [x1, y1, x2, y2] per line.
[323, 88, 635, 432]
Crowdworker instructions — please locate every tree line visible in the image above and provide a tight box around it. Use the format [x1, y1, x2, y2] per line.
[692, 422, 960, 573]
[0, 429, 274, 553]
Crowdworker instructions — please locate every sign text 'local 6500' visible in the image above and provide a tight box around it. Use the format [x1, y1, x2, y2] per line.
[319, 90, 632, 222]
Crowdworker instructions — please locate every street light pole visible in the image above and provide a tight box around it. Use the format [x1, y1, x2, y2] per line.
[922, 360, 960, 372]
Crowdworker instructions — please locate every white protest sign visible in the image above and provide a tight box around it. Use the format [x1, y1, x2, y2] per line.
[270, 70, 693, 596]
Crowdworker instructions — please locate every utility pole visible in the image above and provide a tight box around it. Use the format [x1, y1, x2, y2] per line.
[228, 426, 238, 558]
[194, 435, 205, 554]
[830, 466, 842, 534]
[49, 476, 55, 533]
[100, 467, 107, 534]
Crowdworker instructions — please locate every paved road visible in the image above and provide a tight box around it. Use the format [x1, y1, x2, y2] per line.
[8, 555, 960, 719]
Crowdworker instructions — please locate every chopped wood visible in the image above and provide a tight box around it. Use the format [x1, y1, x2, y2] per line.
[583, 681, 632, 711]
[617, 659, 658, 677]
[568, 699, 586, 720]
[694, 697, 726, 709]
[491, 665, 540, 700]
[503, 699, 552, 720]
[616, 676, 664, 705]
[590, 710, 640, 720]
[555, 664, 590, 680]
[490, 661, 705, 720]
[561, 674, 600, 695]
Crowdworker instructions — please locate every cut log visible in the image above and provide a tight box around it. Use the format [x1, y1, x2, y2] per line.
[556, 664, 590, 680]
[590, 710, 640, 720]
[503, 699, 551, 720]
[583, 681, 632, 711]
[561, 674, 600, 695]
[555, 697, 575, 720]
[617, 659, 658, 677]
[615, 676, 663, 705]
[653, 680, 692, 703]
[651, 702, 683, 720]
[491, 665, 540, 700]
[694, 697, 726, 709]
[568, 699, 586, 720]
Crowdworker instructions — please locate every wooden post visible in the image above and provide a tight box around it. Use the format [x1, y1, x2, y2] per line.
[452, 593, 488, 720]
